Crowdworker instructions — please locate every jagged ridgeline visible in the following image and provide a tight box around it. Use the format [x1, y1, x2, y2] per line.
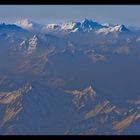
[0, 19, 140, 134]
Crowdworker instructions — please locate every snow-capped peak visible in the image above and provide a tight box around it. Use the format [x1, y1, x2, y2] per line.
[96, 24, 130, 35]
[61, 21, 81, 31]
[15, 19, 33, 30]
[81, 18, 93, 24]
[110, 24, 129, 32]
[59, 19, 104, 33]
[81, 18, 102, 27]
[80, 18, 104, 32]
[47, 24, 60, 29]
[15, 19, 44, 31]
[43, 24, 61, 32]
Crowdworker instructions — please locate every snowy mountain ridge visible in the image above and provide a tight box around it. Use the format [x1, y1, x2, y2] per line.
[13, 18, 131, 34]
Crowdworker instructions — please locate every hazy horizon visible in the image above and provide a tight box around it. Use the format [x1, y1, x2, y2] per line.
[0, 5, 140, 27]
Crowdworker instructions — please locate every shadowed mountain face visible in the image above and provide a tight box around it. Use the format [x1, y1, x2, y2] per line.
[1, 19, 140, 135]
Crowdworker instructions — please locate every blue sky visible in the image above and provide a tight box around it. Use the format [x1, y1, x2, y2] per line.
[0, 5, 140, 27]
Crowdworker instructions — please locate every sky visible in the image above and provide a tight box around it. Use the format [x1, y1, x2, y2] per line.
[0, 5, 140, 27]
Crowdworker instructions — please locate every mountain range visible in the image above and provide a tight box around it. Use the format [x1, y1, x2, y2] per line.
[14, 18, 132, 34]
[0, 18, 140, 135]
